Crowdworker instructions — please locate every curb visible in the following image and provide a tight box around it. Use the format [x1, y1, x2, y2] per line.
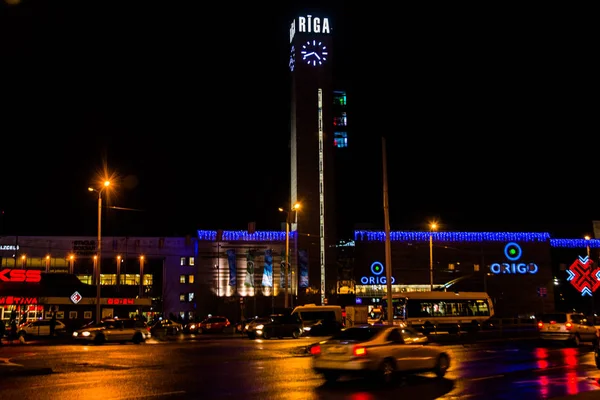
[0, 367, 53, 378]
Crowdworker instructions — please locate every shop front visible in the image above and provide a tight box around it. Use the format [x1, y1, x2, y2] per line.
[0, 270, 152, 330]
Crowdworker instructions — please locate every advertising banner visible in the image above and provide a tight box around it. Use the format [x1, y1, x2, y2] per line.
[262, 249, 273, 287]
[298, 249, 309, 288]
[227, 249, 236, 287]
[244, 250, 255, 287]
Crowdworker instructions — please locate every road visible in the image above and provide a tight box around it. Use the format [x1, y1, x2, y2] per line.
[1, 336, 600, 399]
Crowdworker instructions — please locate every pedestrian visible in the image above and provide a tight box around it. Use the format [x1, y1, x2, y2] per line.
[0, 320, 5, 346]
[49, 311, 57, 337]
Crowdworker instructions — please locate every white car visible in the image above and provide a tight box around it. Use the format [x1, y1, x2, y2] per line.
[18, 320, 66, 337]
[73, 318, 150, 344]
[537, 313, 598, 346]
[311, 325, 450, 383]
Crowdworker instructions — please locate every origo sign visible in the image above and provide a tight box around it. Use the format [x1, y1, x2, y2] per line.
[0, 269, 42, 283]
[490, 242, 538, 275]
[360, 262, 396, 285]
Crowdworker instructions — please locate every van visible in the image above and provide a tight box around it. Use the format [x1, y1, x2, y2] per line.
[291, 304, 343, 335]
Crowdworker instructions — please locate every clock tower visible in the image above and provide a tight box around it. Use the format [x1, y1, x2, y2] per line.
[289, 13, 336, 306]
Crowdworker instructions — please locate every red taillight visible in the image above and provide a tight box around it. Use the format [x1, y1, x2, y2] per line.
[310, 345, 321, 355]
[353, 346, 367, 357]
[147, 327, 151, 332]
[566, 322, 573, 330]
[537, 322, 543, 329]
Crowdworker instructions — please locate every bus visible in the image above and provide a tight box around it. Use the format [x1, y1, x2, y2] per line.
[382, 291, 494, 334]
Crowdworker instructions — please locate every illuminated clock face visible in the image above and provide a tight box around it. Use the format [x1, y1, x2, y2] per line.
[301, 40, 328, 66]
[289, 45, 296, 71]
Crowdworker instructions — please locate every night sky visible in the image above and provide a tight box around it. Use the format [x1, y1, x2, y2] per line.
[1, 1, 596, 239]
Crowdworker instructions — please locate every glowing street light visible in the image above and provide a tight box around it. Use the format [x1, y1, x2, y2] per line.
[429, 221, 439, 291]
[279, 203, 301, 308]
[88, 179, 112, 324]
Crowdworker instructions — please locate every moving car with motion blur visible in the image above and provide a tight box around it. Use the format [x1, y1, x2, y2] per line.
[73, 318, 150, 344]
[310, 325, 449, 383]
[247, 314, 303, 340]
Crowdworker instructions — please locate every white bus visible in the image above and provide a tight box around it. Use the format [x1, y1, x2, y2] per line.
[382, 291, 494, 334]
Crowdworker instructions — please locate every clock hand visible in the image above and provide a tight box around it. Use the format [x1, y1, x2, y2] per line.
[314, 53, 321, 60]
[303, 52, 314, 59]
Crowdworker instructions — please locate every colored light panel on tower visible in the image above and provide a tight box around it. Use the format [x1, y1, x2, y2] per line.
[566, 255, 600, 296]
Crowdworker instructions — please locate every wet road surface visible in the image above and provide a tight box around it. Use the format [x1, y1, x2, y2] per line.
[1, 336, 600, 399]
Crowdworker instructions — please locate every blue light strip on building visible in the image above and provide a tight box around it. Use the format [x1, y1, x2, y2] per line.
[197, 230, 297, 242]
[198, 229, 597, 248]
[353, 231, 551, 243]
[550, 239, 600, 248]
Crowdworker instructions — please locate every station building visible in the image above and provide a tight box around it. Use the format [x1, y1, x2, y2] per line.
[351, 231, 600, 317]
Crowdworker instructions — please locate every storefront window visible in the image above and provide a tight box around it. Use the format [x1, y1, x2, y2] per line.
[123, 274, 139, 285]
[100, 274, 117, 285]
[77, 275, 93, 284]
[143, 274, 153, 286]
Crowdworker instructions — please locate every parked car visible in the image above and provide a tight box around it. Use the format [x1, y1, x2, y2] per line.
[18, 320, 66, 337]
[197, 316, 230, 333]
[247, 314, 303, 339]
[149, 319, 183, 336]
[537, 313, 598, 346]
[310, 325, 450, 383]
[72, 318, 150, 344]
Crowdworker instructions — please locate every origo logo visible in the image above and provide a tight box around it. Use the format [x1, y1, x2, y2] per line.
[490, 242, 538, 274]
[360, 262, 396, 284]
[0, 269, 42, 283]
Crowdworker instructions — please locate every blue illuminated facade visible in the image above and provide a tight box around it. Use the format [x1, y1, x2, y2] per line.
[197, 230, 296, 242]
[353, 230, 600, 250]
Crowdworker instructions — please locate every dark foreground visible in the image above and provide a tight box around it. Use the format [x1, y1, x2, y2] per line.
[1, 336, 600, 399]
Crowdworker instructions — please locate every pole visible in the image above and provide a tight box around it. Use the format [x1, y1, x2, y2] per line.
[429, 233, 434, 290]
[382, 137, 394, 325]
[139, 256, 145, 298]
[95, 192, 102, 324]
[284, 214, 290, 309]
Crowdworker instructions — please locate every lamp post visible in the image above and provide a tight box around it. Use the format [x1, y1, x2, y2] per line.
[279, 203, 301, 309]
[89, 180, 111, 324]
[429, 222, 438, 291]
[585, 236, 591, 257]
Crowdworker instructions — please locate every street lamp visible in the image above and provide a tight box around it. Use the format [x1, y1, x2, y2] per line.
[429, 221, 438, 291]
[279, 203, 301, 308]
[585, 235, 591, 257]
[88, 179, 111, 324]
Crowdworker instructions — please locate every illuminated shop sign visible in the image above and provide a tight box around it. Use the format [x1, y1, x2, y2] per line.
[107, 298, 135, 305]
[0, 296, 38, 305]
[490, 242, 538, 274]
[70, 291, 82, 304]
[567, 255, 600, 296]
[0, 245, 19, 251]
[359, 262, 396, 285]
[0, 269, 42, 283]
[290, 14, 331, 42]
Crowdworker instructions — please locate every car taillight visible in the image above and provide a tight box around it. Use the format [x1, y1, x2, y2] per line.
[353, 346, 367, 357]
[566, 322, 573, 330]
[310, 345, 321, 355]
[537, 322, 543, 329]
[147, 327, 151, 332]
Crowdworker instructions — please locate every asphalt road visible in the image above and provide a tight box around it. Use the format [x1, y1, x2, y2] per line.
[1, 336, 600, 399]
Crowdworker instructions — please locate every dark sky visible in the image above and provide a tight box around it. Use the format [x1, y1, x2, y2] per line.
[0, 1, 596, 239]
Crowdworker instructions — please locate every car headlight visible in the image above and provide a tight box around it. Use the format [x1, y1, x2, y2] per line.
[244, 325, 249, 330]
[190, 324, 196, 330]
[256, 324, 264, 330]
[82, 331, 91, 337]
[72, 332, 78, 337]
